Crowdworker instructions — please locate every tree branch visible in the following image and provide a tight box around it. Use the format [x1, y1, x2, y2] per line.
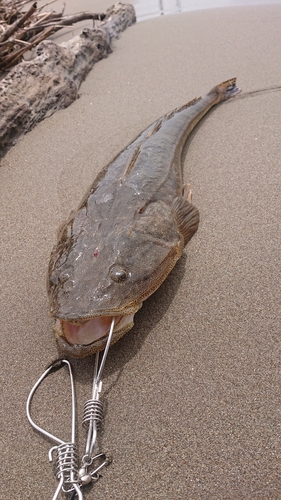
[0, 2, 37, 43]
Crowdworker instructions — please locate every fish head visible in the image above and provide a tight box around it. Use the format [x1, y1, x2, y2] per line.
[48, 201, 182, 357]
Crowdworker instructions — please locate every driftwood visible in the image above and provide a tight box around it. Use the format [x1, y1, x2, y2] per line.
[0, 2, 136, 157]
[0, 1, 107, 70]
[0, 2, 37, 43]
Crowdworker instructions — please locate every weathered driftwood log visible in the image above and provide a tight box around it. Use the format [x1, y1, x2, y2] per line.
[0, 3, 136, 157]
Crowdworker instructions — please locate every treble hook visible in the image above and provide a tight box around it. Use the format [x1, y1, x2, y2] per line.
[26, 359, 83, 500]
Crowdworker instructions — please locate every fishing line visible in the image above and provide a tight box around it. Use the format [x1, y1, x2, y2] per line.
[238, 84, 281, 99]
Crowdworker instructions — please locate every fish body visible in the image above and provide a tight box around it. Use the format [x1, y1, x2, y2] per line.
[48, 78, 241, 357]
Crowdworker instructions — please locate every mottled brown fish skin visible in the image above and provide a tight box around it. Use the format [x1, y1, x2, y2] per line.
[48, 78, 241, 358]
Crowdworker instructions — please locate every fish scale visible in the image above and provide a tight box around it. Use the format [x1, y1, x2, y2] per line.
[48, 78, 241, 358]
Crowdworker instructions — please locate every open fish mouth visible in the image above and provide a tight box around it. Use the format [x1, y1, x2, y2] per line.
[53, 314, 135, 357]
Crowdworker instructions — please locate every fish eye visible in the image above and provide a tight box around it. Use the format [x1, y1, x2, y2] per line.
[110, 265, 128, 283]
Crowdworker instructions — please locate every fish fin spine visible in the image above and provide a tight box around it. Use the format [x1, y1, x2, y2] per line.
[145, 97, 202, 138]
[119, 144, 142, 183]
[166, 97, 202, 120]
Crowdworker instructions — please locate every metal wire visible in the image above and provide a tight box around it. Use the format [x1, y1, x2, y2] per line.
[82, 318, 115, 460]
[83, 399, 103, 429]
[26, 359, 74, 445]
[26, 359, 83, 499]
[26, 319, 116, 498]
[55, 442, 79, 483]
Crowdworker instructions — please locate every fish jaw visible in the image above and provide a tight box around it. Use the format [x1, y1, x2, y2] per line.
[53, 312, 136, 358]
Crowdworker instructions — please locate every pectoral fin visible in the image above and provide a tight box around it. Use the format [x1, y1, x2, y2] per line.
[172, 194, 199, 245]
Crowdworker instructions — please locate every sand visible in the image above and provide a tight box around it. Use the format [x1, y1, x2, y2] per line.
[1, 3, 281, 499]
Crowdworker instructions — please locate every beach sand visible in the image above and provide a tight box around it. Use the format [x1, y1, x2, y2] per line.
[1, 3, 281, 499]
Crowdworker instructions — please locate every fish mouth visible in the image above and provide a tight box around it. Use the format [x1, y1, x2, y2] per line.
[53, 313, 135, 357]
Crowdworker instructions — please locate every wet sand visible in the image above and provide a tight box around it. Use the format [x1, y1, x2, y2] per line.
[1, 3, 281, 499]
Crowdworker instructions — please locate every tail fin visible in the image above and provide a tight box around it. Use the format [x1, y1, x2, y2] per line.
[209, 78, 242, 102]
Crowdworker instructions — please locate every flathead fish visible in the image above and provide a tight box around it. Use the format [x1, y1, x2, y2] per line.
[48, 78, 241, 357]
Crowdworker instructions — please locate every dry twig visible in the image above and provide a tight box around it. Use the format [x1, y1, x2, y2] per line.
[0, 0, 106, 70]
[0, 2, 136, 157]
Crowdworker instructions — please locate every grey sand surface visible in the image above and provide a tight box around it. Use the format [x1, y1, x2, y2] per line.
[1, 4, 281, 499]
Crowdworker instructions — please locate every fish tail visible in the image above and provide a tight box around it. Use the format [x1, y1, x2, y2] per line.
[209, 78, 242, 102]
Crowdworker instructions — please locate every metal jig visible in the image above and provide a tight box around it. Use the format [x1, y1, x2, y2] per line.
[26, 318, 115, 499]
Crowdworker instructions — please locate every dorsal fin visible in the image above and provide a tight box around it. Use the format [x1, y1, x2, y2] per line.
[144, 97, 202, 140]
[165, 97, 202, 120]
[145, 118, 164, 138]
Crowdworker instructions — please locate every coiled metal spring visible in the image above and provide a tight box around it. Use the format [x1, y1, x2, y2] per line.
[82, 399, 103, 429]
[55, 442, 79, 488]
[27, 322, 115, 498]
